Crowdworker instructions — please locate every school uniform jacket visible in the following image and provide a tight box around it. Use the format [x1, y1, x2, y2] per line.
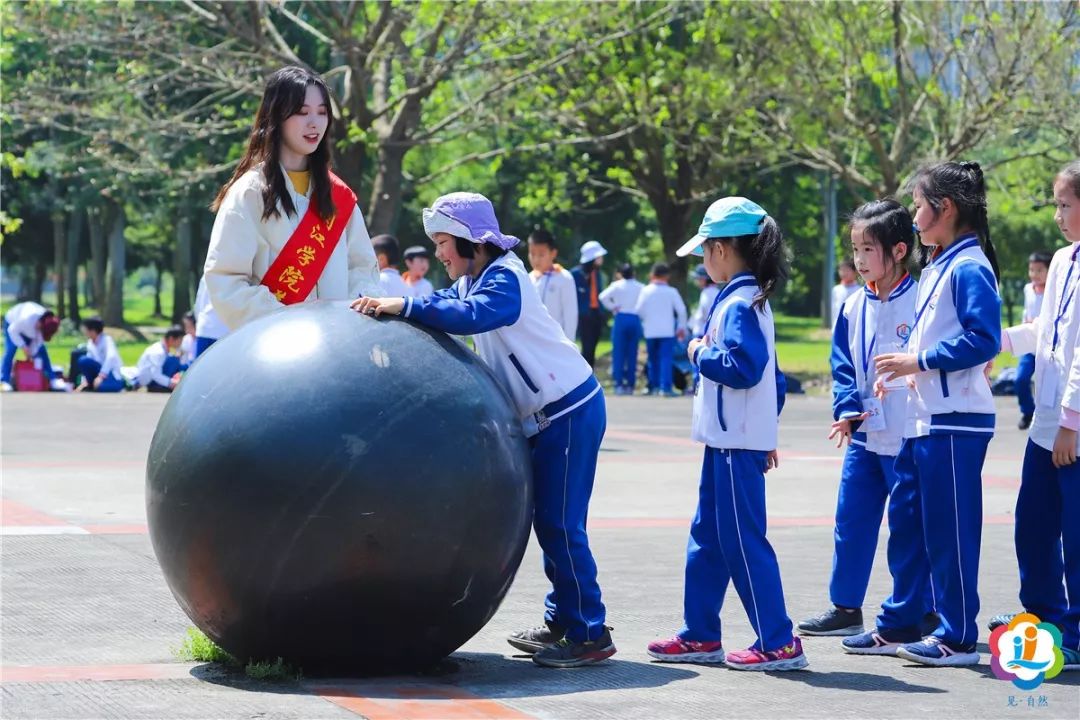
[904, 235, 1001, 438]
[204, 166, 381, 331]
[598, 278, 644, 317]
[4, 302, 48, 355]
[86, 334, 123, 381]
[832, 274, 917, 457]
[1023, 282, 1045, 324]
[1005, 242, 1080, 452]
[403, 253, 596, 436]
[379, 268, 411, 298]
[136, 341, 175, 387]
[635, 283, 688, 339]
[530, 266, 579, 340]
[690, 272, 779, 451]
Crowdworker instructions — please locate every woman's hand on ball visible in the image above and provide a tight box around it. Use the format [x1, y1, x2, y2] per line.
[351, 296, 405, 317]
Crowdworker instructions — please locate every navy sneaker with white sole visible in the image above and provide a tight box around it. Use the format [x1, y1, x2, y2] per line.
[896, 637, 979, 666]
[842, 627, 921, 656]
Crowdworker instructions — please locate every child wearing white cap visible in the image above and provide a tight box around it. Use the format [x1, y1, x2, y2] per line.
[572, 240, 609, 367]
[402, 245, 435, 298]
[352, 192, 615, 668]
[647, 196, 807, 671]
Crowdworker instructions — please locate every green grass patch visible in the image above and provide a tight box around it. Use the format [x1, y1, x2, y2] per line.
[171, 628, 303, 682]
[243, 657, 303, 682]
[172, 627, 235, 665]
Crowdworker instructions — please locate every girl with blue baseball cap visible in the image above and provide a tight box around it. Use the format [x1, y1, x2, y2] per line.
[352, 192, 614, 668]
[646, 196, 808, 670]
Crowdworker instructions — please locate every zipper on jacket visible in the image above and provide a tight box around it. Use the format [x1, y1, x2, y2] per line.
[509, 353, 540, 393]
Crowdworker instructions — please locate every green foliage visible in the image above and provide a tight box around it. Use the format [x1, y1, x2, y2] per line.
[172, 627, 235, 665]
[243, 658, 303, 683]
[170, 628, 302, 683]
[1, 0, 1075, 320]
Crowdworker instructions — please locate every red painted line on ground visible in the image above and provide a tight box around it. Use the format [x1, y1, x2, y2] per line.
[312, 684, 534, 720]
[83, 523, 150, 535]
[0, 498, 70, 527]
[0, 663, 194, 683]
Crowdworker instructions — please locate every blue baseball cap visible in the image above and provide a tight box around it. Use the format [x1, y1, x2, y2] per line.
[677, 197, 769, 257]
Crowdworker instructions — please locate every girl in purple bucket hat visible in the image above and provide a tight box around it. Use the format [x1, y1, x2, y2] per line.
[352, 192, 615, 668]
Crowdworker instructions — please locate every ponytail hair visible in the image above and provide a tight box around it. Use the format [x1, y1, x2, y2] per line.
[706, 215, 789, 310]
[910, 160, 1000, 282]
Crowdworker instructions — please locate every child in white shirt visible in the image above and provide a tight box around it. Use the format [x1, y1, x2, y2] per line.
[634, 262, 687, 396]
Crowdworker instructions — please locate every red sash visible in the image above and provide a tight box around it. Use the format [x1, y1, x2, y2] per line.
[261, 172, 357, 304]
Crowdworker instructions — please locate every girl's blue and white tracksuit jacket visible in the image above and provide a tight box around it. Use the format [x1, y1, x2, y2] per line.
[831, 275, 934, 628]
[402, 253, 607, 642]
[1003, 242, 1080, 653]
[892, 235, 1001, 648]
[682, 272, 793, 651]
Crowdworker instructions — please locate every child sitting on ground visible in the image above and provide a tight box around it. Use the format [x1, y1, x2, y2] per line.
[135, 327, 187, 393]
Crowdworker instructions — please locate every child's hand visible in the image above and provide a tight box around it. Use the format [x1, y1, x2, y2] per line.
[983, 360, 994, 385]
[827, 414, 868, 448]
[1053, 427, 1078, 468]
[765, 450, 779, 472]
[687, 335, 709, 363]
[676, 328, 687, 342]
[873, 377, 888, 400]
[874, 353, 920, 382]
[351, 296, 405, 317]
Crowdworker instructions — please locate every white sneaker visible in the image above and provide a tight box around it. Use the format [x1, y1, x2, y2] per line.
[1, 381, 13, 392]
[49, 378, 72, 392]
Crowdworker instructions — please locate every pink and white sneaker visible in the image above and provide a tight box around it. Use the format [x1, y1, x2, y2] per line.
[646, 636, 726, 664]
[725, 636, 808, 671]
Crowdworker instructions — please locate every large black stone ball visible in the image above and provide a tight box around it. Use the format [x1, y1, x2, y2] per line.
[146, 301, 533, 673]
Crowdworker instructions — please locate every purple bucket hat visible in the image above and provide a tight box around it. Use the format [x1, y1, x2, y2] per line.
[422, 192, 520, 250]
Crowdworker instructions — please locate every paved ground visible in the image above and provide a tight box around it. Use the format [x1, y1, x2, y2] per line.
[2, 390, 1077, 719]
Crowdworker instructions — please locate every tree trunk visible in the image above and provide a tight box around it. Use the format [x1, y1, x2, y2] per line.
[365, 144, 407, 236]
[653, 199, 695, 293]
[87, 207, 107, 310]
[52, 212, 66, 318]
[820, 174, 838, 328]
[103, 204, 126, 326]
[152, 260, 164, 318]
[83, 262, 93, 308]
[334, 132, 367, 201]
[29, 260, 47, 302]
[66, 206, 84, 323]
[172, 214, 193, 321]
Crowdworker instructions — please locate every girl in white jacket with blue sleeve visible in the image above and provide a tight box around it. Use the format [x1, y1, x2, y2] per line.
[352, 192, 614, 669]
